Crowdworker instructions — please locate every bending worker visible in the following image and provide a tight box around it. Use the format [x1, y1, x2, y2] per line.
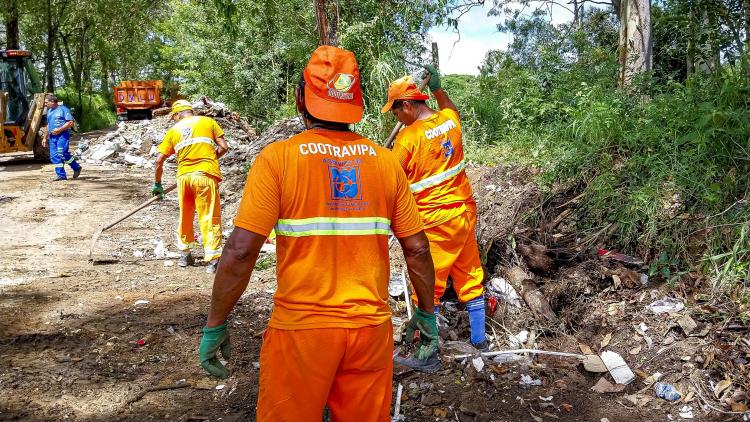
[152, 100, 229, 273]
[198, 46, 437, 421]
[382, 65, 488, 370]
[43, 94, 82, 181]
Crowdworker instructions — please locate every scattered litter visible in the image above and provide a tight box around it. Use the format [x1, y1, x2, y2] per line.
[539, 396, 553, 401]
[654, 382, 682, 401]
[508, 330, 529, 348]
[678, 405, 693, 419]
[600, 332, 612, 348]
[646, 298, 684, 314]
[677, 315, 697, 335]
[388, 275, 405, 297]
[582, 354, 608, 373]
[643, 372, 663, 386]
[115, 295, 123, 301]
[487, 277, 522, 307]
[640, 273, 649, 285]
[252, 362, 260, 369]
[471, 357, 484, 372]
[153, 239, 166, 258]
[601, 351, 635, 384]
[134, 299, 150, 305]
[133, 250, 144, 258]
[260, 243, 276, 253]
[519, 374, 542, 387]
[215, 384, 225, 390]
[392, 383, 404, 421]
[133, 339, 146, 347]
[494, 353, 524, 364]
[591, 377, 626, 393]
[164, 260, 174, 267]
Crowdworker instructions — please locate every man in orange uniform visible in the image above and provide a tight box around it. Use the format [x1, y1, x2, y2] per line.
[382, 66, 488, 370]
[197, 46, 438, 421]
[152, 100, 229, 273]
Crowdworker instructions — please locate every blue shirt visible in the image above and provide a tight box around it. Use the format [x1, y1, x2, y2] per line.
[47, 104, 74, 141]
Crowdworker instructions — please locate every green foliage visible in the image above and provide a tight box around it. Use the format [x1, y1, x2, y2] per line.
[445, 8, 750, 287]
[55, 86, 116, 132]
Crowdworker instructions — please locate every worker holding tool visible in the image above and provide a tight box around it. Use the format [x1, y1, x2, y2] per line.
[198, 46, 437, 421]
[43, 94, 82, 181]
[382, 65, 488, 370]
[152, 100, 229, 273]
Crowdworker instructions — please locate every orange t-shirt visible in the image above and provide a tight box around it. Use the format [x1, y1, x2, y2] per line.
[158, 115, 225, 180]
[234, 128, 423, 330]
[393, 108, 476, 228]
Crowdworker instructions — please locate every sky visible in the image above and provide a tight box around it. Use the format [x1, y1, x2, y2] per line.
[428, 2, 575, 75]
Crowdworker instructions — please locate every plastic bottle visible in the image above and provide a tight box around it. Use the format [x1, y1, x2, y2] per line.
[654, 382, 681, 401]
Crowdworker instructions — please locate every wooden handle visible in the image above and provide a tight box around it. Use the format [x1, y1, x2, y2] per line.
[384, 73, 431, 149]
[101, 183, 177, 232]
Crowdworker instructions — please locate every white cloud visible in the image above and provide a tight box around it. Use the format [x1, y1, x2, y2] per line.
[428, 1, 575, 75]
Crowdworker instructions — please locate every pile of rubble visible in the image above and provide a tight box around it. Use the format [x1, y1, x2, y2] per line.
[77, 97, 257, 169]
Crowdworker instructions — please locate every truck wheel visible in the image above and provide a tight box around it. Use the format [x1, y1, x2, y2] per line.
[33, 127, 50, 162]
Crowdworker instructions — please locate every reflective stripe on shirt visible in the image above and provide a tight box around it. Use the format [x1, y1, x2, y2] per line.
[410, 159, 466, 193]
[174, 136, 214, 152]
[275, 217, 391, 237]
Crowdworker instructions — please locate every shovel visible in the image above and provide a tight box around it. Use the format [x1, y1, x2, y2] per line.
[88, 184, 177, 263]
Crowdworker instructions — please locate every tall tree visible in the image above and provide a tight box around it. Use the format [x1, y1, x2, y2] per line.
[4, 0, 21, 49]
[314, 0, 339, 46]
[617, 0, 652, 86]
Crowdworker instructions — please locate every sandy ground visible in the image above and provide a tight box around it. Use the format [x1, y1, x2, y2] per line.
[0, 159, 723, 421]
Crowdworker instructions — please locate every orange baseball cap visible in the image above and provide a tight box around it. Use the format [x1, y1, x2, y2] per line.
[381, 75, 430, 113]
[303, 46, 363, 124]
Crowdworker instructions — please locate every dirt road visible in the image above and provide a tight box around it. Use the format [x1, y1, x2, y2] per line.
[0, 160, 700, 421]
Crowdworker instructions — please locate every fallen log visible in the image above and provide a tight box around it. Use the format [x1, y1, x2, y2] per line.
[503, 267, 556, 320]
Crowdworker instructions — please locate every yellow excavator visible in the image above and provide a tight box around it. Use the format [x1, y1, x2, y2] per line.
[0, 49, 49, 160]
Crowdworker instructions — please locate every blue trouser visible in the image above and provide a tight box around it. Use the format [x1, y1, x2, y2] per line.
[49, 135, 81, 179]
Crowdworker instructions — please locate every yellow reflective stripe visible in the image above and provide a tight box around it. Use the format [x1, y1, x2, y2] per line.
[276, 228, 392, 237]
[410, 159, 466, 193]
[174, 136, 214, 152]
[275, 217, 391, 237]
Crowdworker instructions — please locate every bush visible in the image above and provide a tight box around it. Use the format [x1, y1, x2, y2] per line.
[55, 87, 117, 133]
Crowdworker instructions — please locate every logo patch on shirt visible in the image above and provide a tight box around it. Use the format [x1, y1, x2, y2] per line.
[328, 160, 362, 200]
[441, 139, 454, 158]
[180, 126, 194, 141]
[327, 73, 356, 100]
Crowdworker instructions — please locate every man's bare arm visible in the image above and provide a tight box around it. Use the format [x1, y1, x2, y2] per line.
[398, 231, 435, 313]
[154, 153, 167, 183]
[215, 135, 229, 158]
[432, 89, 459, 117]
[206, 227, 267, 327]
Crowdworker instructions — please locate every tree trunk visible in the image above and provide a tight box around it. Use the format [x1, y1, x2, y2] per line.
[314, 0, 339, 46]
[5, 0, 20, 49]
[618, 0, 652, 87]
[55, 41, 71, 86]
[687, 2, 695, 76]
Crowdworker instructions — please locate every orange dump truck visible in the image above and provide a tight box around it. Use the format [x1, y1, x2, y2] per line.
[113, 80, 164, 121]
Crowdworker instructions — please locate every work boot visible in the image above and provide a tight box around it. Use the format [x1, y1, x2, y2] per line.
[73, 168, 82, 179]
[472, 340, 490, 353]
[205, 259, 219, 274]
[178, 252, 194, 267]
[394, 352, 442, 373]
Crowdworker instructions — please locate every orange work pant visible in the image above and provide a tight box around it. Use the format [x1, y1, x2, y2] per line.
[423, 208, 485, 304]
[176, 173, 222, 262]
[257, 323, 393, 422]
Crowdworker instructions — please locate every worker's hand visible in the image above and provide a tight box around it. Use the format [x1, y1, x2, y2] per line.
[422, 64, 441, 93]
[151, 182, 164, 198]
[404, 308, 439, 359]
[199, 323, 231, 379]
[42, 137, 48, 147]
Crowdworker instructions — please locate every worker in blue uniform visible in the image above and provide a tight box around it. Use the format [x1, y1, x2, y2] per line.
[43, 94, 81, 181]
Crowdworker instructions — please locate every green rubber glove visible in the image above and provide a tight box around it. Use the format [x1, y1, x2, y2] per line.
[151, 182, 164, 198]
[422, 64, 442, 93]
[199, 323, 231, 379]
[404, 308, 439, 360]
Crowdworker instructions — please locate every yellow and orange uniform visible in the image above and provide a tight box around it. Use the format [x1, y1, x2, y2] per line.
[393, 108, 484, 304]
[158, 115, 224, 261]
[234, 128, 423, 421]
